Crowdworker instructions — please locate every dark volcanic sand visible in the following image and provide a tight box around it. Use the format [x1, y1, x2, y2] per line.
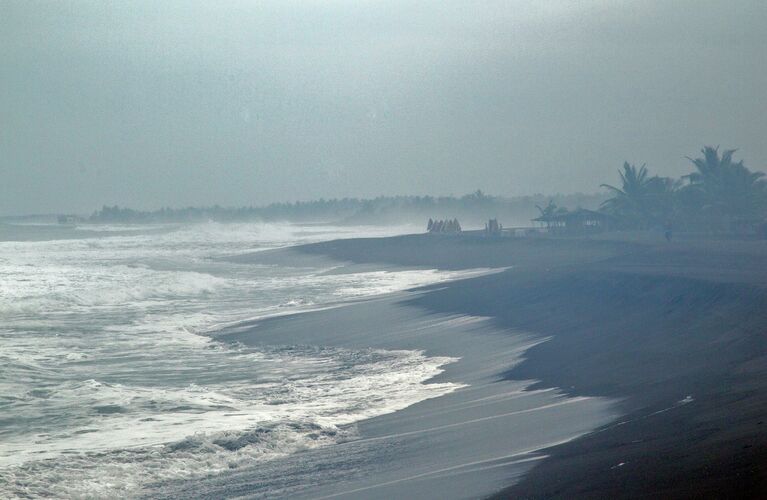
[282, 233, 767, 499]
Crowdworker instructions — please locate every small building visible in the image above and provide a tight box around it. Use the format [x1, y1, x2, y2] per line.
[532, 208, 613, 234]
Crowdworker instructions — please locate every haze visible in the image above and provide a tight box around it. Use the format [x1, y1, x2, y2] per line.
[2, 0, 765, 215]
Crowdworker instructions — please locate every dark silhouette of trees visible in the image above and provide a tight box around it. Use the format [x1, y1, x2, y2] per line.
[596, 147, 766, 234]
[86, 146, 765, 236]
[600, 163, 678, 229]
[679, 147, 766, 227]
[88, 192, 607, 225]
[535, 200, 563, 218]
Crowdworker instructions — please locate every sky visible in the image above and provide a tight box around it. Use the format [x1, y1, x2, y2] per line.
[1, 0, 766, 215]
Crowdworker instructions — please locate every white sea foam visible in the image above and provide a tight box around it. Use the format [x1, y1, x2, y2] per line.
[1, 348, 461, 498]
[0, 221, 477, 498]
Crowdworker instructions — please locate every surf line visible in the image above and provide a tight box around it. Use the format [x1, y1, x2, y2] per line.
[345, 395, 593, 446]
[313, 434, 588, 499]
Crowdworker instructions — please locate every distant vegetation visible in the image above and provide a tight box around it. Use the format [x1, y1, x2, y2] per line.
[87, 192, 606, 227]
[85, 145, 766, 234]
[596, 146, 766, 233]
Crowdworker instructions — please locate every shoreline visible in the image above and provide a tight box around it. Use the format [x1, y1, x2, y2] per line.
[168, 232, 767, 498]
[153, 290, 615, 499]
[283, 233, 767, 498]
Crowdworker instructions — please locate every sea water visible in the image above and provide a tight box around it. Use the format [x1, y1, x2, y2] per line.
[0, 221, 474, 498]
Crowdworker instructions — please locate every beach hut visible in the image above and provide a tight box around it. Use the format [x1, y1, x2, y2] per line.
[532, 209, 613, 234]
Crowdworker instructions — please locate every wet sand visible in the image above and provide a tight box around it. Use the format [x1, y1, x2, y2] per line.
[149, 292, 615, 499]
[232, 297, 615, 499]
[204, 233, 767, 499]
[285, 233, 767, 498]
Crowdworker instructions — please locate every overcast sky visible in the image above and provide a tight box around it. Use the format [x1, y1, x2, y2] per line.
[2, 0, 765, 215]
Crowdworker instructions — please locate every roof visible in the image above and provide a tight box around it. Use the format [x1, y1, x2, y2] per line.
[532, 208, 614, 223]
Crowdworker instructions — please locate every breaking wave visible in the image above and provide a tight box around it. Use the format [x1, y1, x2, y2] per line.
[0, 222, 476, 498]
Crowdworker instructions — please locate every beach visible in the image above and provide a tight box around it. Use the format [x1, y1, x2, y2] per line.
[1, 222, 505, 498]
[6, 1, 766, 497]
[222, 233, 767, 498]
[155, 293, 611, 499]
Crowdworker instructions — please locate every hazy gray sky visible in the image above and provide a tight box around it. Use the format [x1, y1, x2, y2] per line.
[2, 0, 766, 214]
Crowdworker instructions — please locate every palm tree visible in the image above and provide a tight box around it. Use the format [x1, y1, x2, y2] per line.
[601, 162, 648, 206]
[535, 200, 565, 218]
[600, 163, 675, 228]
[535, 200, 568, 228]
[682, 146, 766, 221]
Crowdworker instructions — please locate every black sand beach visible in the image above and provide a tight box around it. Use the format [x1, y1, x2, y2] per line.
[213, 233, 767, 499]
[206, 296, 614, 499]
[294, 234, 767, 498]
[146, 294, 615, 499]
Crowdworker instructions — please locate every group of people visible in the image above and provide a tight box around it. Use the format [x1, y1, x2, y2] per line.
[485, 218, 502, 236]
[427, 218, 462, 233]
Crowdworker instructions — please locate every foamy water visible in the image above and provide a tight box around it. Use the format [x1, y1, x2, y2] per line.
[0, 221, 477, 498]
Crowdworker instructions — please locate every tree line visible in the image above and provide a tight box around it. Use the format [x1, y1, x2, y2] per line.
[543, 146, 766, 233]
[88, 191, 605, 225]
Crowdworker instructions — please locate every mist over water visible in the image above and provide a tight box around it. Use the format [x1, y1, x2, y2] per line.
[0, 221, 477, 498]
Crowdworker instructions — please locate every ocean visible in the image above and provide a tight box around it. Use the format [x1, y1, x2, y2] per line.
[0, 221, 479, 498]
